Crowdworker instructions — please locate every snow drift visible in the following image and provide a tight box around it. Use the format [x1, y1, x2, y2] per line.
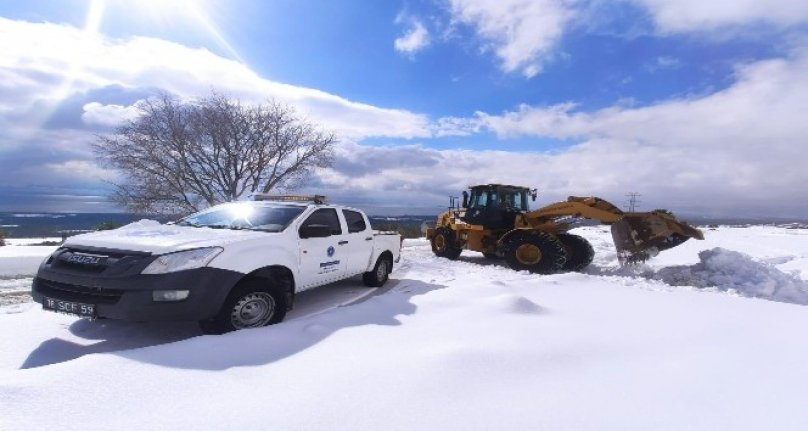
[653, 247, 808, 305]
[2, 226, 808, 430]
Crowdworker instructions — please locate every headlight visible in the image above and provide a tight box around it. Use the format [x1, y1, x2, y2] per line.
[44, 247, 65, 265]
[141, 247, 223, 274]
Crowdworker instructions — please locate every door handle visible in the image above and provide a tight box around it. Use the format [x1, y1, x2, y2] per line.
[338, 240, 349, 245]
[365, 237, 373, 241]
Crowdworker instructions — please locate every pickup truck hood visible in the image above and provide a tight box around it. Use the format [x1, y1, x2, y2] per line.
[64, 221, 275, 254]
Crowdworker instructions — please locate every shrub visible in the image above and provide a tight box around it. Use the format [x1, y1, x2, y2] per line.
[94, 221, 123, 231]
[372, 223, 422, 239]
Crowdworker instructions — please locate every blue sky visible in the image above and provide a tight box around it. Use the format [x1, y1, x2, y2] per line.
[0, 0, 806, 217]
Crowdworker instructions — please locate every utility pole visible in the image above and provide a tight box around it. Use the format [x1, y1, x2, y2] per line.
[626, 192, 641, 212]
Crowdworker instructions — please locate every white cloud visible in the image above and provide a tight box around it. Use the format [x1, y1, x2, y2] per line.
[476, 52, 808, 146]
[633, 0, 808, 32]
[426, 50, 808, 216]
[431, 116, 483, 137]
[649, 56, 681, 71]
[81, 102, 140, 126]
[303, 49, 808, 217]
[447, 0, 576, 77]
[395, 20, 430, 55]
[44, 160, 119, 181]
[0, 17, 431, 140]
[0, 17, 437, 211]
[1, 15, 805, 217]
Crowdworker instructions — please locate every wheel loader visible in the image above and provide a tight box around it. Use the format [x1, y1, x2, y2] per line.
[425, 184, 703, 274]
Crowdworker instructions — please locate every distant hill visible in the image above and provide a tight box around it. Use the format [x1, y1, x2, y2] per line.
[2, 212, 805, 239]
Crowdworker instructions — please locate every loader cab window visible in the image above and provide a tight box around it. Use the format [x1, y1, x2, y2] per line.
[468, 190, 488, 208]
[500, 190, 529, 211]
[462, 187, 528, 230]
[468, 188, 528, 211]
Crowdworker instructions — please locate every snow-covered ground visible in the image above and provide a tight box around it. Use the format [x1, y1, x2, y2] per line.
[0, 243, 57, 308]
[2, 226, 808, 430]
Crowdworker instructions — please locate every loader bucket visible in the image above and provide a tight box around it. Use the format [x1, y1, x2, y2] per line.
[611, 211, 704, 264]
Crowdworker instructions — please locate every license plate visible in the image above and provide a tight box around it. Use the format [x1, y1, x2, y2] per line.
[42, 297, 96, 317]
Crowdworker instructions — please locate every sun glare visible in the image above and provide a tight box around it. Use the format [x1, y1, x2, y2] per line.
[85, 0, 105, 33]
[228, 203, 255, 221]
[22, 0, 106, 133]
[107, 0, 244, 62]
[29, 0, 245, 133]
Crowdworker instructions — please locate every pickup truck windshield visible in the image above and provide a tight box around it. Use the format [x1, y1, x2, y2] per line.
[176, 204, 305, 232]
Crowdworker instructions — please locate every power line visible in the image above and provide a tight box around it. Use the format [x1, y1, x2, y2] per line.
[625, 192, 641, 212]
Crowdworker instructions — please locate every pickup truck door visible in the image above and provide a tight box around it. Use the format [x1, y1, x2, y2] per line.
[341, 209, 374, 276]
[297, 208, 348, 290]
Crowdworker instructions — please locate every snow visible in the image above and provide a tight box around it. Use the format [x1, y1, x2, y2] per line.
[5, 237, 63, 246]
[0, 244, 56, 280]
[653, 248, 808, 305]
[61, 220, 272, 254]
[0, 244, 57, 311]
[2, 226, 808, 430]
[9, 213, 70, 218]
[118, 219, 162, 229]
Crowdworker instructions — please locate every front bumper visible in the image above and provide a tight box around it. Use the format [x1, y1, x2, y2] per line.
[33, 247, 244, 322]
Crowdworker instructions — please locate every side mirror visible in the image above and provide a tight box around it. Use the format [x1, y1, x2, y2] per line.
[299, 224, 331, 239]
[462, 191, 469, 208]
[531, 189, 538, 202]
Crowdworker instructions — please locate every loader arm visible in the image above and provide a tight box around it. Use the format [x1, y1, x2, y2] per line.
[522, 196, 626, 226]
[518, 196, 703, 263]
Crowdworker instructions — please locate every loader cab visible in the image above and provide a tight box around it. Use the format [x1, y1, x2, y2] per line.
[462, 184, 531, 230]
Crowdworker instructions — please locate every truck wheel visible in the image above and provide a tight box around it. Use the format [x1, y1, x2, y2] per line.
[200, 279, 288, 334]
[431, 227, 462, 260]
[363, 255, 392, 287]
[503, 232, 566, 274]
[557, 233, 594, 272]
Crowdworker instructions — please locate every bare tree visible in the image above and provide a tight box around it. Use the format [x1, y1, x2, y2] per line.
[93, 92, 335, 214]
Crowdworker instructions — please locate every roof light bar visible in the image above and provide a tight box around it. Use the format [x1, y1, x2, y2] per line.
[253, 194, 328, 204]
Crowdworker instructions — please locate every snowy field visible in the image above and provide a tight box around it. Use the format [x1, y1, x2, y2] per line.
[2, 226, 808, 430]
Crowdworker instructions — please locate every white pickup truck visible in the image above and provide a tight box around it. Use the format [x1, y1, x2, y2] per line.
[32, 197, 402, 333]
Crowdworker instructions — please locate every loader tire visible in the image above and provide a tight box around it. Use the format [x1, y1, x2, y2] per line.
[431, 227, 462, 260]
[503, 232, 566, 274]
[557, 233, 594, 272]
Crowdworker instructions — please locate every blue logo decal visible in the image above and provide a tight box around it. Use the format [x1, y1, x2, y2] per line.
[327, 246, 335, 257]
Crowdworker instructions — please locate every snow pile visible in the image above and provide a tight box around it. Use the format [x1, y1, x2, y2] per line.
[482, 293, 544, 315]
[654, 247, 808, 305]
[118, 219, 163, 229]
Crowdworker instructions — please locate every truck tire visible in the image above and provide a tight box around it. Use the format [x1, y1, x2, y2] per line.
[363, 255, 392, 287]
[199, 278, 288, 334]
[503, 232, 566, 274]
[557, 233, 594, 272]
[431, 227, 462, 260]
